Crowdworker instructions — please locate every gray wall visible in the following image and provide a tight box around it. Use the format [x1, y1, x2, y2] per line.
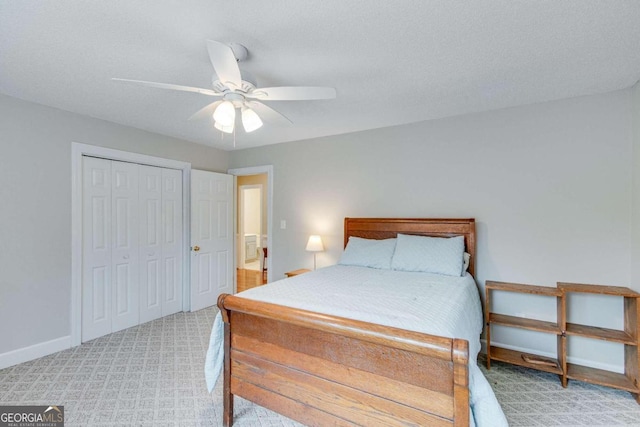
[0, 94, 229, 354]
[230, 89, 634, 370]
[633, 81, 640, 290]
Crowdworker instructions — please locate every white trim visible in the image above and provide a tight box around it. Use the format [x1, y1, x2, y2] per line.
[228, 165, 273, 283]
[71, 142, 191, 347]
[481, 339, 624, 373]
[0, 336, 71, 370]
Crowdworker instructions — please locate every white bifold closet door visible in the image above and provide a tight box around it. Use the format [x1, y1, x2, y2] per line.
[138, 165, 183, 323]
[82, 157, 182, 342]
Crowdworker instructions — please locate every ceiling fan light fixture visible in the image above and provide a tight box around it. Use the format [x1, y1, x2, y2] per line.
[114, 40, 337, 142]
[241, 106, 263, 133]
[212, 101, 235, 127]
[214, 120, 234, 134]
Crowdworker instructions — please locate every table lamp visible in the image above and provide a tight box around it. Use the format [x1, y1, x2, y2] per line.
[305, 235, 324, 270]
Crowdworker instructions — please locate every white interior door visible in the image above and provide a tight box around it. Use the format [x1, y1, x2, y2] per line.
[190, 170, 233, 311]
[82, 157, 112, 342]
[83, 157, 185, 341]
[161, 168, 183, 316]
[139, 165, 162, 323]
[139, 166, 184, 321]
[110, 160, 140, 333]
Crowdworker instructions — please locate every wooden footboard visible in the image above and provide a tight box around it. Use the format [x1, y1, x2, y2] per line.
[218, 293, 470, 426]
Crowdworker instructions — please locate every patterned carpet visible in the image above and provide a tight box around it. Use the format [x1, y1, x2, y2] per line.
[1, 308, 639, 426]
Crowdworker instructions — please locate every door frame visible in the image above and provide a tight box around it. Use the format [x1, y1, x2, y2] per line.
[228, 166, 273, 282]
[71, 142, 191, 347]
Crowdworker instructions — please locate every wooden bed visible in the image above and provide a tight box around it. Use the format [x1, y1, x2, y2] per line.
[217, 218, 477, 426]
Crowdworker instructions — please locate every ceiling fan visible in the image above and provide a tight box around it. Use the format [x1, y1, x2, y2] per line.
[113, 40, 336, 135]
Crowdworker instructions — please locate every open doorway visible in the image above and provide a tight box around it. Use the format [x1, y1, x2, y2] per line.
[233, 170, 271, 292]
[238, 184, 263, 271]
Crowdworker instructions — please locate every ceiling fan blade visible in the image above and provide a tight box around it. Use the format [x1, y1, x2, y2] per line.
[112, 78, 221, 97]
[188, 100, 223, 121]
[246, 101, 292, 125]
[206, 40, 242, 89]
[247, 86, 336, 101]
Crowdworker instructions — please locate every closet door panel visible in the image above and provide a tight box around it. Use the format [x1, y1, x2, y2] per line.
[139, 165, 163, 323]
[161, 168, 183, 316]
[110, 161, 140, 332]
[82, 157, 112, 342]
[82, 157, 184, 340]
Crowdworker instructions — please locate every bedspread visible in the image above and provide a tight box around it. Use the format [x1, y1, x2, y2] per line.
[205, 265, 507, 427]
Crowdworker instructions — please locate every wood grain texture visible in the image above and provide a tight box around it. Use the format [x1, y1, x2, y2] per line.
[485, 280, 561, 296]
[566, 363, 639, 392]
[284, 268, 311, 277]
[232, 336, 455, 418]
[557, 282, 640, 297]
[489, 346, 563, 375]
[560, 284, 640, 398]
[625, 296, 640, 402]
[486, 281, 640, 399]
[236, 268, 266, 293]
[489, 313, 560, 334]
[217, 218, 476, 426]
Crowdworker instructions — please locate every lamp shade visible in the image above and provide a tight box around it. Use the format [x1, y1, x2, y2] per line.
[305, 235, 324, 252]
[241, 106, 263, 132]
[213, 101, 236, 127]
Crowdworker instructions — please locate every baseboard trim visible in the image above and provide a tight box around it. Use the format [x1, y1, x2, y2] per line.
[480, 339, 623, 374]
[0, 336, 71, 370]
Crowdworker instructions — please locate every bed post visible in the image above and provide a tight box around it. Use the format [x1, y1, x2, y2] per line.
[218, 294, 234, 427]
[452, 338, 470, 426]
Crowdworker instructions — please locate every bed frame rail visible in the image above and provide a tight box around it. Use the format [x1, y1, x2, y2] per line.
[218, 293, 470, 426]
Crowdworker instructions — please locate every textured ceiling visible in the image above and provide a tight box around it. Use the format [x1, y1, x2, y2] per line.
[1, 1, 640, 151]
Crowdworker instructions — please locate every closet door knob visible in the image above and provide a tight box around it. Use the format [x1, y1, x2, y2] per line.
[193, 246, 200, 252]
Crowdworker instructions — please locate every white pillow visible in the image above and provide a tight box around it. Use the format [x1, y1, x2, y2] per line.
[338, 237, 397, 269]
[391, 234, 465, 276]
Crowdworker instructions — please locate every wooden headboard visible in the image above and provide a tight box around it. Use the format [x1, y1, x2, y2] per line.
[344, 217, 476, 276]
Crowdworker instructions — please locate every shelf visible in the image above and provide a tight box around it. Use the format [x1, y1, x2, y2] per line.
[487, 279, 640, 401]
[490, 313, 561, 334]
[558, 282, 640, 298]
[490, 346, 562, 375]
[565, 322, 636, 345]
[566, 363, 639, 393]
[485, 281, 563, 381]
[486, 281, 561, 296]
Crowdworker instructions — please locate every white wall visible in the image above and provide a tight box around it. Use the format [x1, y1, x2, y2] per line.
[0, 94, 228, 360]
[632, 81, 640, 289]
[237, 174, 268, 240]
[243, 188, 262, 236]
[230, 89, 634, 370]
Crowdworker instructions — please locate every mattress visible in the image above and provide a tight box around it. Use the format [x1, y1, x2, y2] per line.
[205, 265, 507, 427]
